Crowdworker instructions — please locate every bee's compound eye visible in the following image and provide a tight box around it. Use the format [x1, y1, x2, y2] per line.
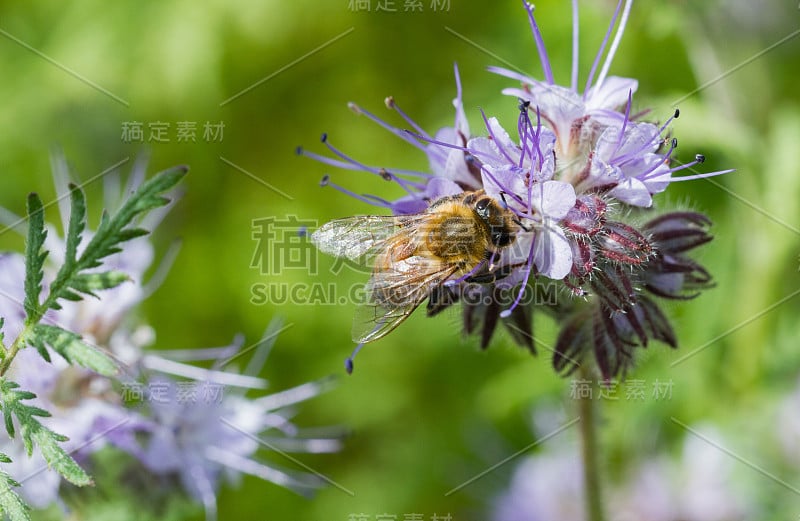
[474, 198, 491, 217]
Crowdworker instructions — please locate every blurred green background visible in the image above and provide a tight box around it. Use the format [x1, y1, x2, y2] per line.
[0, 0, 798, 519]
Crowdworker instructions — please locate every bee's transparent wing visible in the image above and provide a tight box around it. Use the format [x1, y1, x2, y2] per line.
[311, 215, 403, 260]
[352, 256, 459, 343]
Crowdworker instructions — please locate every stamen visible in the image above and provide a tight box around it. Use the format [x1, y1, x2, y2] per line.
[667, 169, 735, 182]
[453, 62, 466, 135]
[595, 0, 634, 93]
[517, 100, 532, 168]
[522, 1, 555, 84]
[610, 90, 633, 159]
[320, 175, 392, 208]
[583, 0, 624, 96]
[347, 101, 430, 153]
[655, 109, 680, 137]
[570, 0, 580, 90]
[500, 228, 539, 318]
[445, 259, 487, 286]
[386, 96, 428, 137]
[613, 128, 669, 167]
[402, 129, 470, 153]
[638, 139, 679, 180]
[474, 161, 527, 210]
[322, 134, 420, 195]
[386, 95, 449, 165]
[345, 342, 366, 374]
[480, 109, 517, 165]
[299, 146, 430, 180]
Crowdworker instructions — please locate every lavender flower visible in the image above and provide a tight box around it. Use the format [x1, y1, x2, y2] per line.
[0, 158, 339, 519]
[304, 1, 731, 378]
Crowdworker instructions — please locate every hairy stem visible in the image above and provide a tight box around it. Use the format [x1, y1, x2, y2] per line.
[578, 364, 606, 521]
[0, 327, 31, 377]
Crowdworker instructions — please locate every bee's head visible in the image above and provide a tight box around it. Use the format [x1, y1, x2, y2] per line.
[474, 196, 515, 248]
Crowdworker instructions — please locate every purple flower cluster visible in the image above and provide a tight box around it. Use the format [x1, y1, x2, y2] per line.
[0, 160, 338, 519]
[303, 1, 730, 378]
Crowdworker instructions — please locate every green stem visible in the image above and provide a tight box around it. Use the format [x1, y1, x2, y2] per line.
[578, 365, 606, 521]
[0, 326, 32, 377]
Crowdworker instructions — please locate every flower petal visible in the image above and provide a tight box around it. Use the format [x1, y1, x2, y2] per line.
[608, 178, 653, 207]
[533, 225, 573, 280]
[532, 181, 577, 219]
[585, 76, 638, 111]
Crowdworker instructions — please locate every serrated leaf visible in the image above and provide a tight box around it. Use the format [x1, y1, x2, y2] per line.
[31, 429, 92, 486]
[37, 166, 187, 318]
[58, 290, 84, 302]
[30, 325, 117, 376]
[0, 464, 30, 521]
[62, 184, 86, 270]
[3, 410, 14, 439]
[69, 271, 130, 296]
[23, 194, 47, 322]
[76, 166, 187, 272]
[0, 379, 92, 487]
[116, 227, 150, 242]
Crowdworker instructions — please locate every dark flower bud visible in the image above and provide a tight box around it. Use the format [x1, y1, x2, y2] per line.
[597, 221, 652, 265]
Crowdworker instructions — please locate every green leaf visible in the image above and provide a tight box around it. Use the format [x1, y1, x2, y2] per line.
[62, 184, 86, 272]
[23, 194, 47, 322]
[32, 429, 92, 486]
[75, 166, 187, 273]
[3, 408, 14, 439]
[29, 325, 117, 376]
[69, 271, 130, 297]
[40, 165, 187, 315]
[0, 379, 92, 487]
[0, 459, 30, 521]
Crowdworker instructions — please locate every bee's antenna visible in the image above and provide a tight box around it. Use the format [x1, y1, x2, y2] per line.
[498, 191, 510, 210]
[499, 191, 531, 231]
[513, 217, 531, 231]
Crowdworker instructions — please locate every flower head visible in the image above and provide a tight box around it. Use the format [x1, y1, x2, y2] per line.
[305, 1, 731, 379]
[0, 158, 339, 518]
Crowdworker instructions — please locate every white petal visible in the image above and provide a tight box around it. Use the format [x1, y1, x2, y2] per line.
[609, 178, 653, 207]
[532, 181, 577, 220]
[486, 117, 518, 157]
[585, 76, 638, 111]
[533, 226, 573, 280]
[467, 136, 502, 165]
[442, 149, 478, 188]
[425, 177, 463, 199]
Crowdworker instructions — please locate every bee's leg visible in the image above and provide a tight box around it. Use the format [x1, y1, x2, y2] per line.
[426, 284, 460, 316]
[466, 261, 527, 283]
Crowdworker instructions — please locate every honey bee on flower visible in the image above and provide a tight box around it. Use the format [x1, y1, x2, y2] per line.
[302, 1, 731, 378]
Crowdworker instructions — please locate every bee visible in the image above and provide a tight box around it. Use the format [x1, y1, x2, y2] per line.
[312, 189, 520, 344]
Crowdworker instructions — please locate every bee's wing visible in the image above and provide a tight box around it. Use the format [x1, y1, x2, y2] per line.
[352, 256, 459, 343]
[311, 215, 407, 260]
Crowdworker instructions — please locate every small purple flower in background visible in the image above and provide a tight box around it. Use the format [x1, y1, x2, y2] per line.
[0, 157, 339, 519]
[304, 0, 731, 378]
[493, 450, 585, 521]
[610, 429, 750, 521]
[493, 426, 749, 521]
